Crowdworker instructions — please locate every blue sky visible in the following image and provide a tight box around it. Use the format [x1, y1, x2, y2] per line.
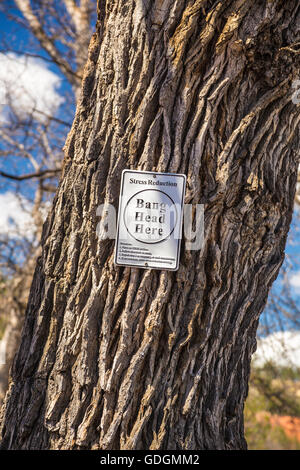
[0, 2, 38, 58]
[259, 210, 300, 335]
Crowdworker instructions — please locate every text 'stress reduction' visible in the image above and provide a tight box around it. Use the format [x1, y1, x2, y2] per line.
[115, 170, 186, 271]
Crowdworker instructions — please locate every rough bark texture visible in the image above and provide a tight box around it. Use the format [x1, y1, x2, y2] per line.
[1, 0, 300, 450]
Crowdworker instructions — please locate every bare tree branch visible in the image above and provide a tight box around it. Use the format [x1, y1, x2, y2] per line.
[15, 0, 82, 86]
[0, 168, 61, 181]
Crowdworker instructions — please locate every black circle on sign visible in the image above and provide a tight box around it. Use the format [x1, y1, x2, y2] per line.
[123, 189, 178, 245]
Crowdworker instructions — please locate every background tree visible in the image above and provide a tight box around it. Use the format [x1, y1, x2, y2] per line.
[0, 0, 300, 450]
[0, 0, 96, 404]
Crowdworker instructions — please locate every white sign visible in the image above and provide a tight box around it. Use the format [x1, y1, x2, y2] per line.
[114, 170, 186, 270]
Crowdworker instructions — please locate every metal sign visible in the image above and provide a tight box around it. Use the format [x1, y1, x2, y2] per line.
[114, 170, 186, 271]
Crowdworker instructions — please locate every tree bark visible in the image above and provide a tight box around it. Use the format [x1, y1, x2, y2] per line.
[0, 0, 299, 450]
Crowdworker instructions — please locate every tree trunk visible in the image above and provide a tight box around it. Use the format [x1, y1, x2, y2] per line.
[0, 0, 299, 450]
